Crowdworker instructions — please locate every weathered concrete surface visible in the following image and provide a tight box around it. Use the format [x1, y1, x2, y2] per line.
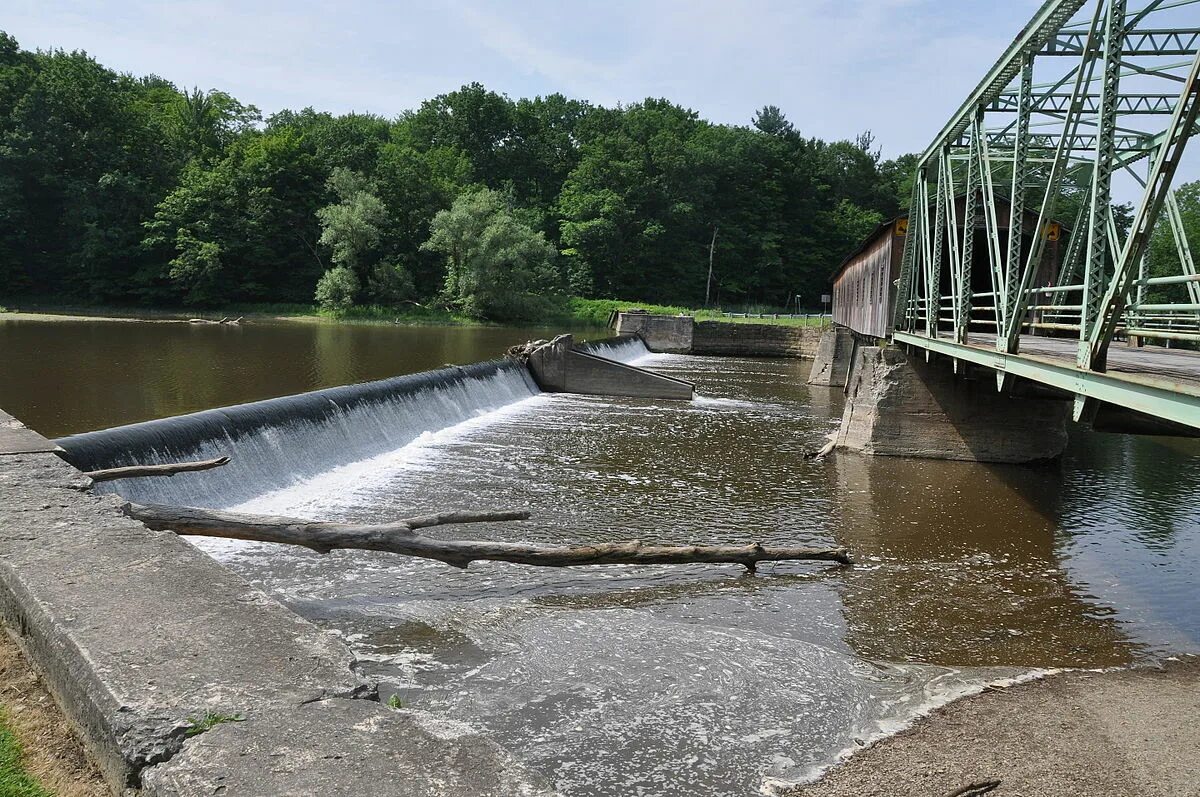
[835, 346, 1069, 463]
[614, 312, 694, 353]
[806, 327, 855, 387]
[691, 321, 821, 359]
[0, 418, 552, 796]
[789, 658, 1200, 797]
[0, 409, 61, 455]
[143, 700, 550, 797]
[527, 334, 693, 400]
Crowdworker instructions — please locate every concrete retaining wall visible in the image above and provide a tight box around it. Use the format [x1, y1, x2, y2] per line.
[613, 313, 694, 353]
[612, 313, 822, 358]
[527, 334, 694, 400]
[690, 321, 821, 358]
[834, 347, 1069, 464]
[0, 412, 550, 796]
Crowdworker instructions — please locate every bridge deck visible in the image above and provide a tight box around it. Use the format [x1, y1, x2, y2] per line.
[893, 330, 1200, 430]
[969, 334, 1200, 394]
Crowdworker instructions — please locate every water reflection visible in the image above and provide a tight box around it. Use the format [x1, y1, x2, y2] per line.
[0, 316, 605, 436]
[828, 453, 1137, 667]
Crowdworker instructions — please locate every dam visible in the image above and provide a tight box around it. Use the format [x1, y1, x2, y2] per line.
[2, 315, 1198, 795]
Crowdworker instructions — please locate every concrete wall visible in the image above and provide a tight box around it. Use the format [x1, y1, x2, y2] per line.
[807, 327, 856, 387]
[690, 321, 821, 358]
[613, 313, 694, 353]
[527, 335, 693, 400]
[834, 347, 1069, 464]
[613, 313, 822, 358]
[0, 411, 550, 796]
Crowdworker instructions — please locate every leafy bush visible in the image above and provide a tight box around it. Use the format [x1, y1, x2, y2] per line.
[314, 265, 360, 311]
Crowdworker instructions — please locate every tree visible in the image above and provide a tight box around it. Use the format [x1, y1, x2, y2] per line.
[422, 189, 560, 321]
[752, 105, 793, 137]
[314, 265, 360, 311]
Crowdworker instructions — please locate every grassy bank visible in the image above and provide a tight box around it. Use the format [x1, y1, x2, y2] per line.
[562, 297, 830, 327]
[0, 714, 50, 797]
[0, 633, 106, 797]
[1, 297, 829, 329]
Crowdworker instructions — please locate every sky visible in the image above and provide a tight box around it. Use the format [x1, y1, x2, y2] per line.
[4, 0, 1049, 159]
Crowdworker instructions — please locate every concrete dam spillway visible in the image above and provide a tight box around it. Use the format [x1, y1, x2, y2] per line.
[56, 336, 661, 507]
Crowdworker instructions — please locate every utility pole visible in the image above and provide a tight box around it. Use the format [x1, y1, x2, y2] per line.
[705, 224, 719, 307]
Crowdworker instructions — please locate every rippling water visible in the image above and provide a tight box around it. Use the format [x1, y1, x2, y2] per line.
[3, 316, 1199, 795]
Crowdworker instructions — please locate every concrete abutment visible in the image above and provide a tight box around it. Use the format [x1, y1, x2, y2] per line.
[833, 346, 1069, 464]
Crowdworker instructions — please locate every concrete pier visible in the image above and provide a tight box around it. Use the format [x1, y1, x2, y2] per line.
[807, 326, 856, 387]
[834, 347, 1069, 464]
[526, 334, 694, 400]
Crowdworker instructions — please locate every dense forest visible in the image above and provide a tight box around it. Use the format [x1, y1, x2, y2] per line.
[0, 32, 925, 320]
[4, 32, 1193, 322]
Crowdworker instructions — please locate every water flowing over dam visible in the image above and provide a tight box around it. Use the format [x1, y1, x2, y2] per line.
[57, 336, 652, 506]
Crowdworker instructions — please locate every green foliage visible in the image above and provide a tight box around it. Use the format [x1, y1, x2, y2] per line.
[184, 711, 247, 737]
[1146, 180, 1200, 305]
[0, 710, 51, 797]
[386, 694, 403, 709]
[314, 265, 360, 311]
[423, 188, 561, 321]
[317, 168, 387, 270]
[0, 31, 925, 320]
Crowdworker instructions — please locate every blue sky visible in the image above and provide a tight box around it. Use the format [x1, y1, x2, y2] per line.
[7, 0, 1045, 158]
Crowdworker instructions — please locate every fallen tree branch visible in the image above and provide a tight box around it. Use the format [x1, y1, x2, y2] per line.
[85, 456, 231, 483]
[122, 503, 852, 569]
[946, 781, 1001, 797]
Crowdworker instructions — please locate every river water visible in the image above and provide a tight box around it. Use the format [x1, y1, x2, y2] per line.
[3, 315, 1199, 795]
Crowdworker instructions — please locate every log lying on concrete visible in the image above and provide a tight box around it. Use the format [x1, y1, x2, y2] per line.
[84, 456, 231, 483]
[122, 503, 852, 570]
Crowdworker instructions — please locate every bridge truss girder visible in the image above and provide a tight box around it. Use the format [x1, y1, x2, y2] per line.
[893, 0, 1200, 427]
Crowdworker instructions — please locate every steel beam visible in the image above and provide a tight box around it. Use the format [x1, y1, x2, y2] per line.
[920, 0, 1089, 166]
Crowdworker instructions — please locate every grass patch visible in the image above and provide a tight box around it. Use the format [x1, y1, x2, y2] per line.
[0, 711, 51, 797]
[184, 711, 246, 737]
[560, 297, 829, 327]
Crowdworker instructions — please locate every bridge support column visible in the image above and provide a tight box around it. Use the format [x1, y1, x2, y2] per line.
[807, 326, 855, 387]
[834, 346, 1068, 464]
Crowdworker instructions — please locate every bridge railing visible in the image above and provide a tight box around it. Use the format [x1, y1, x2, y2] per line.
[891, 0, 1200, 419]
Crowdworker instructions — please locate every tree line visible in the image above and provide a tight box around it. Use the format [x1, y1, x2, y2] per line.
[3, 32, 921, 321]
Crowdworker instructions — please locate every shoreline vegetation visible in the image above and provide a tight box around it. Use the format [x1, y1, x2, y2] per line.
[0, 297, 830, 329]
[0, 632, 106, 797]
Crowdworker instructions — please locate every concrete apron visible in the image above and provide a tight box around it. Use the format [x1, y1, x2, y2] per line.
[833, 346, 1069, 464]
[0, 412, 550, 796]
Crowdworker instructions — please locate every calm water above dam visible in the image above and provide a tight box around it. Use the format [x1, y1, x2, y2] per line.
[4, 315, 1200, 795]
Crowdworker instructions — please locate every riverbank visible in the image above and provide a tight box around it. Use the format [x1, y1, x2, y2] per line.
[0, 297, 829, 329]
[790, 657, 1200, 797]
[0, 629, 106, 797]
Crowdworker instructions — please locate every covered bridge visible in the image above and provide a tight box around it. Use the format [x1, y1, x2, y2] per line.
[831, 197, 1065, 339]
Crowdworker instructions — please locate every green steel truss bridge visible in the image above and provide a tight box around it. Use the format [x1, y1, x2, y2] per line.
[890, 0, 1200, 433]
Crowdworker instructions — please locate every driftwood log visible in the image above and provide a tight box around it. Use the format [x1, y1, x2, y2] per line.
[123, 503, 852, 570]
[84, 456, 231, 483]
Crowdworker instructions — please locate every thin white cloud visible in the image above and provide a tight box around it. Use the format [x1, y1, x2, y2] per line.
[4, 0, 1044, 155]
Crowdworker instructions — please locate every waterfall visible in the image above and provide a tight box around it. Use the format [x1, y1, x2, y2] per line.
[576, 335, 651, 364]
[56, 360, 540, 507]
